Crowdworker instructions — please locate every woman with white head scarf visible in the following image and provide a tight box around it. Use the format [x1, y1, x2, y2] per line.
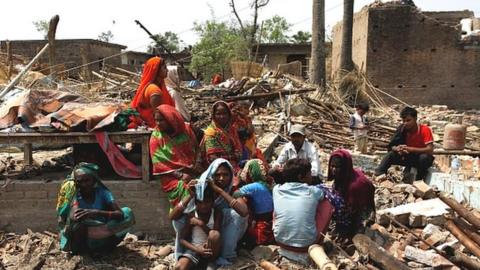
[165, 66, 191, 122]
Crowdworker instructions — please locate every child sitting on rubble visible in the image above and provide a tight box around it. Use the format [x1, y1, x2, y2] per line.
[175, 185, 222, 270]
[234, 159, 274, 246]
[349, 102, 370, 154]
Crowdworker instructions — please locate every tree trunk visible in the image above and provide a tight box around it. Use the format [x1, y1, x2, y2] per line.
[340, 0, 354, 72]
[310, 0, 326, 87]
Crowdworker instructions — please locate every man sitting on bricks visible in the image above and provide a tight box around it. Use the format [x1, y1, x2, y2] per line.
[375, 106, 434, 182]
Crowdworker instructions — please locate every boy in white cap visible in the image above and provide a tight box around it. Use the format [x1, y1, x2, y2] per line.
[270, 124, 321, 180]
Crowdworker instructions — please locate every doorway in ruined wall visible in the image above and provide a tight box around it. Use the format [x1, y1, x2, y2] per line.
[287, 54, 307, 77]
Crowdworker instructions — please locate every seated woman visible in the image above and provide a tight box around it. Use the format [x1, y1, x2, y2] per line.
[170, 158, 249, 267]
[131, 56, 175, 128]
[200, 101, 242, 171]
[320, 149, 375, 240]
[272, 158, 332, 265]
[234, 159, 274, 246]
[56, 163, 135, 254]
[150, 104, 200, 210]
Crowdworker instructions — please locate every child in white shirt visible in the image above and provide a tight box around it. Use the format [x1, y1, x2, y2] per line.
[349, 103, 370, 154]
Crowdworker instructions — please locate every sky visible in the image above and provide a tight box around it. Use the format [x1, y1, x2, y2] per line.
[1, 0, 479, 52]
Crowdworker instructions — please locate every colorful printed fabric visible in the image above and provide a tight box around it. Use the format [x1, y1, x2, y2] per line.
[131, 56, 175, 128]
[200, 101, 242, 168]
[229, 102, 257, 157]
[316, 184, 352, 235]
[248, 218, 274, 245]
[150, 104, 198, 193]
[239, 159, 268, 185]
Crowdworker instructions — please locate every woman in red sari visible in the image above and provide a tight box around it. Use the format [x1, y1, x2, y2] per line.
[131, 57, 175, 128]
[150, 104, 199, 210]
[200, 101, 242, 171]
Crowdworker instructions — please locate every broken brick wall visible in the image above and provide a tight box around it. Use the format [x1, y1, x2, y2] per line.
[332, 5, 480, 109]
[0, 39, 125, 76]
[0, 180, 174, 237]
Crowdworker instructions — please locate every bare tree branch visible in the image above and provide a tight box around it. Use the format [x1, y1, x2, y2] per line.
[229, 0, 245, 33]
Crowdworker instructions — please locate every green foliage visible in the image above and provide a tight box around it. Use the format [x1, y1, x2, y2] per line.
[148, 31, 181, 54]
[261, 15, 291, 43]
[189, 20, 248, 81]
[98, 30, 114, 42]
[290, 30, 312, 43]
[32, 20, 49, 39]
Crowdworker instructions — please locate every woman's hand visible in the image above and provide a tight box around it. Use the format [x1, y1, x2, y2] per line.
[73, 208, 97, 220]
[208, 180, 222, 194]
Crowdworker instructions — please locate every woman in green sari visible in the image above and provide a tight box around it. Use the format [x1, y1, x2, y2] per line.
[56, 163, 135, 254]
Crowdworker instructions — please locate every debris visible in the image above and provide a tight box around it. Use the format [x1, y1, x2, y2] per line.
[444, 220, 480, 258]
[259, 259, 281, 270]
[308, 244, 337, 270]
[439, 192, 480, 230]
[376, 198, 451, 226]
[404, 245, 454, 267]
[353, 234, 410, 270]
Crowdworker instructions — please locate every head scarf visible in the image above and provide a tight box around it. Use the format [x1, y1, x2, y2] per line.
[328, 149, 375, 211]
[150, 105, 197, 191]
[239, 159, 268, 185]
[184, 159, 233, 213]
[131, 57, 165, 109]
[56, 163, 104, 218]
[165, 66, 180, 89]
[201, 101, 242, 167]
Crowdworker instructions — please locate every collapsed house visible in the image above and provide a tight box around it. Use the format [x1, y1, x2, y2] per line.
[331, 3, 480, 109]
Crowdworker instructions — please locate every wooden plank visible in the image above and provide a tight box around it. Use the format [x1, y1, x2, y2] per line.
[24, 143, 33, 165]
[0, 131, 151, 145]
[141, 139, 150, 182]
[353, 234, 410, 270]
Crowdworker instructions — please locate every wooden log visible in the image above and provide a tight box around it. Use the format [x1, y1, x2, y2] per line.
[48, 15, 60, 77]
[454, 218, 480, 247]
[259, 260, 281, 270]
[0, 43, 49, 99]
[439, 192, 480, 230]
[224, 88, 316, 102]
[445, 220, 480, 258]
[309, 244, 337, 270]
[6, 41, 12, 80]
[444, 246, 480, 270]
[353, 234, 410, 270]
[80, 47, 92, 87]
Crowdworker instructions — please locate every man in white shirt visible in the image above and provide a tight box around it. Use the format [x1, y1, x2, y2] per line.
[270, 124, 321, 180]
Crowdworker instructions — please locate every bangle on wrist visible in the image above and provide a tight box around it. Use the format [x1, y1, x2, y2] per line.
[229, 199, 237, 208]
[178, 201, 185, 209]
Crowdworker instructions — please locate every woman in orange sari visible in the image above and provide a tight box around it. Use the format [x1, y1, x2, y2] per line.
[131, 57, 175, 128]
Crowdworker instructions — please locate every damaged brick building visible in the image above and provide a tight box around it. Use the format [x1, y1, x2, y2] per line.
[332, 3, 480, 109]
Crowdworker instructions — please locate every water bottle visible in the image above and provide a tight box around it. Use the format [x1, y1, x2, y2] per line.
[450, 156, 460, 181]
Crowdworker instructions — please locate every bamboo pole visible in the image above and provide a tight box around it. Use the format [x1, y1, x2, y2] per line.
[445, 220, 480, 258]
[309, 244, 337, 270]
[454, 218, 480, 247]
[6, 41, 12, 81]
[439, 193, 480, 230]
[0, 43, 49, 99]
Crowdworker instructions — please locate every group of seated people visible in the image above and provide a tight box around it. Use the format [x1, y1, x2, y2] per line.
[55, 56, 435, 269]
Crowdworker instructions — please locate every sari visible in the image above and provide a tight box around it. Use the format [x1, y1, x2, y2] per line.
[328, 149, 375, 237]
[150, 104, 198, 208]
[166, 66, 191, 122]
[200, 101, 242, 170]
[131, 57, 175, 128]
[56, 163, 134, 253]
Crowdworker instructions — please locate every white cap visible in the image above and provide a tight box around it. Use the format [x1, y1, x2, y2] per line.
[289, 124, 306, 136]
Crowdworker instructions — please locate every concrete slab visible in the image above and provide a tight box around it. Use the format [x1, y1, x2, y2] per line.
[426, 172, 480, 209]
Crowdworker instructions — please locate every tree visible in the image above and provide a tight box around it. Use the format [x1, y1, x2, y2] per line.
[229, 0, 270, 50]
[189, 20, 248, 81]
[98, 30, 114, 42]
[261, 15, 291, 43]
[340, 0, 354, 72]
[291, 30, 312, 43]
[147, 31, 181, 54]
[33, 20, 49, 39]
[310, 0, 326, 86]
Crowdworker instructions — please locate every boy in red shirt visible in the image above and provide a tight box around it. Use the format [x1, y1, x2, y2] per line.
[375, 107, 434, 182]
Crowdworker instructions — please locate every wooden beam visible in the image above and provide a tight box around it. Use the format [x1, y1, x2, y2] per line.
[48, 15, 60, 78]
[353, 234, 410, 270]
[224, 88, 316, 102]
[6, 41, 12, 81]
[439, 192, 480, 230]
[445, 220, 480, 258]
[0, 43, 49, 99]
